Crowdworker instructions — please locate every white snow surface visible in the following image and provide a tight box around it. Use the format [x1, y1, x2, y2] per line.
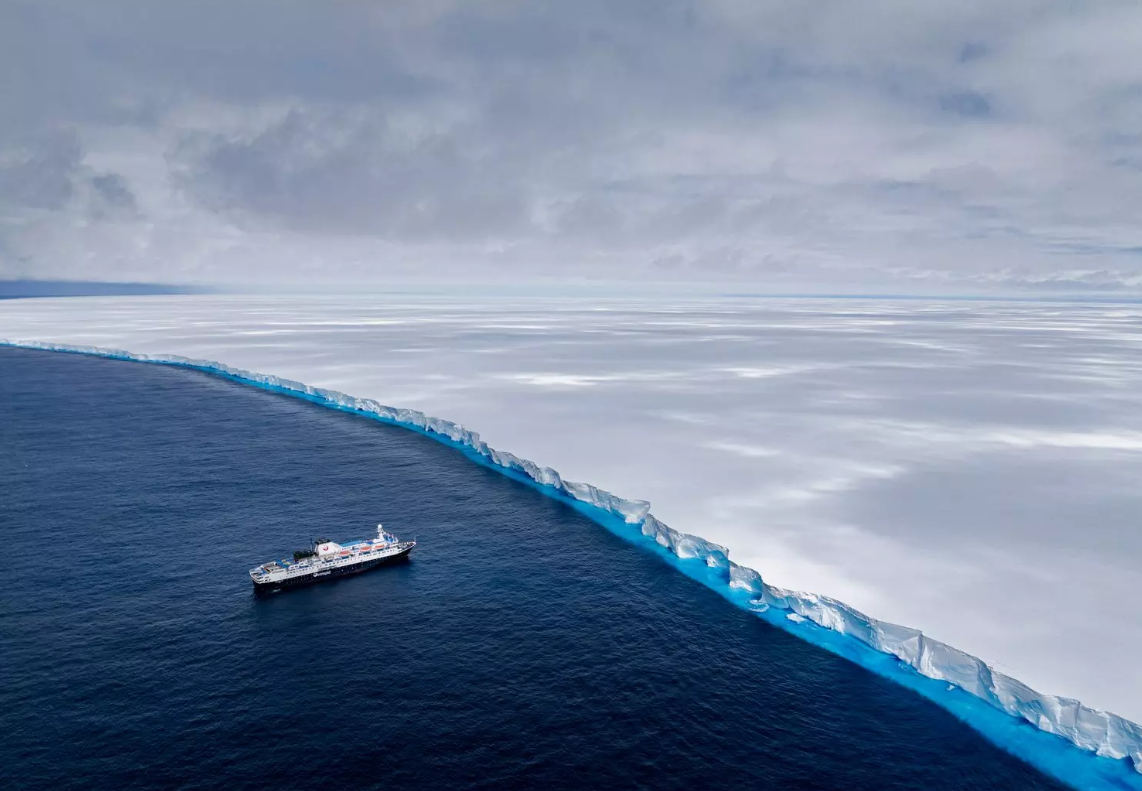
[4, 294, 1142, 765]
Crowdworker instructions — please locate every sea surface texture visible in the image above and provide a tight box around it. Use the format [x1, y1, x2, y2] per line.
[0, 347, 1072, 790]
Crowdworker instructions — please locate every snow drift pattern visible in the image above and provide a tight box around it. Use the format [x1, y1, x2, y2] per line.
[6, 339, 1140, 775]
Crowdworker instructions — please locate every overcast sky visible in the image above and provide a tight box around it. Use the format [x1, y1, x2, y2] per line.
[3, 1, 1142, 292]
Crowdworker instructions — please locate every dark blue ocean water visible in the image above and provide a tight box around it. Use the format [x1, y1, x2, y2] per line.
[0, 347, 1069, 791]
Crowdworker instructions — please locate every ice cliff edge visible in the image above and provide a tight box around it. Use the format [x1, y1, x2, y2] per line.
[4, 339, 1140, 775]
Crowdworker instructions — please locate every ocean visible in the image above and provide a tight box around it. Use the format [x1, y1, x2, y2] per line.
[0, 347, 1070, 790]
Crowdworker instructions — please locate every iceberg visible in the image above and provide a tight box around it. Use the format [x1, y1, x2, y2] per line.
[5, 338, 1141, 789]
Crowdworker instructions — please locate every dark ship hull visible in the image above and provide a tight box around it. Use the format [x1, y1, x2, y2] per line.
[252, 543, 414, 595]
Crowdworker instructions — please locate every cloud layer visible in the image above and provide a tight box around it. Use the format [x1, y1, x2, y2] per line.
[3, 1, 1142, 289]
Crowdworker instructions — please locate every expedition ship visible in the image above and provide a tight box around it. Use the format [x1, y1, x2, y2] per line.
[250, 524, 415, 593]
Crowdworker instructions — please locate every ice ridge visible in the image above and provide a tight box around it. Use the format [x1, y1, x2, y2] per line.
[5, 339, 1141, 781]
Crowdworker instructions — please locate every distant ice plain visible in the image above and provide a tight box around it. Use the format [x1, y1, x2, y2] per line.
[4, 294, 1141, 726]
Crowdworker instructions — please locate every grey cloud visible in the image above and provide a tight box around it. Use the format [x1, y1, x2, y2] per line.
[90, 173, 137, 214]
[171, 108, 534, 241]
[938, 91, 991, 118]
[0, 132, 81, 211]
[0, 124, 140, 279]
[3, 0, 1142, 288]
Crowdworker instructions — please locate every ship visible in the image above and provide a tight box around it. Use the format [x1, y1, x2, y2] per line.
[250, 524, 415, 593]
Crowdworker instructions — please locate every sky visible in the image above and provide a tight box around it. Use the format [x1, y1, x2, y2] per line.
[3, 1, 1142, 292]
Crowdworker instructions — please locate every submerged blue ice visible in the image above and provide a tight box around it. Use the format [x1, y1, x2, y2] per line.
[5, 338, 1141, 789]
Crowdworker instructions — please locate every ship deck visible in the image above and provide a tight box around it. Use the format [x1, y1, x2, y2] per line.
[253, 536, 411, 579]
